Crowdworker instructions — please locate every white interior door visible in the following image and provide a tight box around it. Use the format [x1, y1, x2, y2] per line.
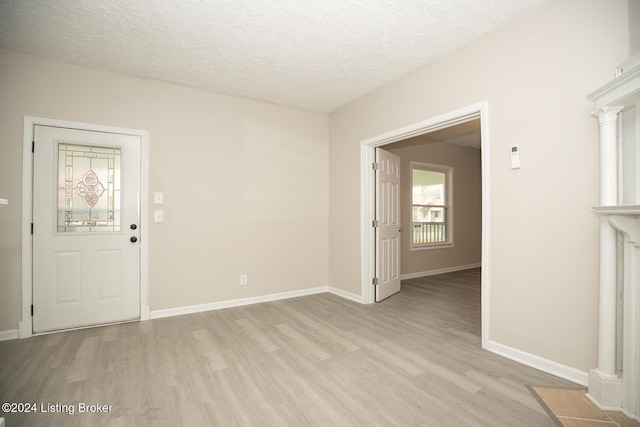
[375, 148, 401, 302]
[33, 125, 141, 332]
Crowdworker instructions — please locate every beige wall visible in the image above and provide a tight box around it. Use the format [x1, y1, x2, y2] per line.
[0, 49, 329, 332]
[386, 139, 481, 275]
[329, 0, 629, 373]
[631, 0, 640, 55]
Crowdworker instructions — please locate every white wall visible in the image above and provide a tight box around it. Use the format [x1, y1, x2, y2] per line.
[386, 139, 482, 275]
[329, 0, 629, 373]
[0, 49, 329, 332]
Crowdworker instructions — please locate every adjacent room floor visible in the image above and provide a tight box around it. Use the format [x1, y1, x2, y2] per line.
[1, 269, 579, 426]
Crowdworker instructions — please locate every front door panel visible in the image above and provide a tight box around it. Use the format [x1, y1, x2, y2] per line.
[33, 125, 141, 332]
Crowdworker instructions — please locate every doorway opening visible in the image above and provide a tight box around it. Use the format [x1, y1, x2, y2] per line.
[360, 102, 490, 348]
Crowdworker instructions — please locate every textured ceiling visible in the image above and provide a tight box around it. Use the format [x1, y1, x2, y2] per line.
[0, 0, 547, 112]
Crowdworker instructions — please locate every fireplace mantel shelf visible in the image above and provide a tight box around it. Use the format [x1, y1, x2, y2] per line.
[594, 205, 640, 215]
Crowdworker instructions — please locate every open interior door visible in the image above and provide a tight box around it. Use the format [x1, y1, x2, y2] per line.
[375, 147, 401, 302]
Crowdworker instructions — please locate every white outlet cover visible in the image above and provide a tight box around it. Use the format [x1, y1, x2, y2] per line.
[154, 210, 164, 222]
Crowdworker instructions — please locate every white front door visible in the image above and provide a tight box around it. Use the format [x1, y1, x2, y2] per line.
[33, 125, 141, 333]
[375, 148, 401, 302]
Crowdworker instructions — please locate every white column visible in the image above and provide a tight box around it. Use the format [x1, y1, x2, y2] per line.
[597, 106, 622, 375]
[589, 106, 624, 410]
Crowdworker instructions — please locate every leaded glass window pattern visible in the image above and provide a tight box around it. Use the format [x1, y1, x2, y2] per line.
[57, 143, 121, 232]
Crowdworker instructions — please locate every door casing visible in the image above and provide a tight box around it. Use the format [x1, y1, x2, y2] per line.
[360, 102, 490, 349]
[20, 116, 150, 338]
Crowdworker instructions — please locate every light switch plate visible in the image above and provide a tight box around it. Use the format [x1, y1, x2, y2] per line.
[153, 192, 163, 204]
[154, 210, 164, 223]
[510, 145, 521, 169]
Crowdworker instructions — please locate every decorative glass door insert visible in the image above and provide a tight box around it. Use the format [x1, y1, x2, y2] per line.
[57, 142, 121, 232]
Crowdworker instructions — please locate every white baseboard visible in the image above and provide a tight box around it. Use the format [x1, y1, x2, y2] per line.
[0, 329, 19, 342]
[487, 340, 589, 386]
[401, 263, 482, 280]
[18, 320, 32, 338]
[621, 410, 640, 423]
[150, 286, 330, 320]
[140, 305, 151, 321]
[328, 287, 363, 303]
[7, 288, 361, 338]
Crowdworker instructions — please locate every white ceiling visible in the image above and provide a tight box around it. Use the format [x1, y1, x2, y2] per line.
[0, 0, 547, 112]
[425, 119, 482, 149]
[389, 118, 482, 150]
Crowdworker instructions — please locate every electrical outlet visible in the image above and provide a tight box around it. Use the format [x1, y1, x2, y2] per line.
[240, 274, 248, 286]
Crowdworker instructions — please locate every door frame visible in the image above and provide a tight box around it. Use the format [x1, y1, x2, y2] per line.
[19, 116, 150, 338]
[360, 102, 490, 349]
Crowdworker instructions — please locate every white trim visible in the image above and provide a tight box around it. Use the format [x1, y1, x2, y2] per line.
[21, 116, 150, 337]
[622, 410, 640, 423]
[328, 287, 363, 303]
[360, 102, 491, 349]
[487, 340, 589, 386]
[139, 126, 150, 321]
[400, 263, 482, 280]
[361, 143, 377, 306]
[18, 321, 31, 338]
[21, 118, 33, 337]
[409, 243, 453, 251]
[150, 287, 330, 319]
[585, 393, 625, 413]
[0, 329, 19, 342]
[480, 104, 491, 350]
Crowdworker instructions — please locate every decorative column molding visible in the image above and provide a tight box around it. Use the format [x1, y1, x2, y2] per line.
[593, 106, 624, 124]
[593, 106, 623, 206]
[589, 106, 624, 410]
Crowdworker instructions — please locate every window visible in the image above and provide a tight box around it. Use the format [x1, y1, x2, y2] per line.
[411, 162, 453, 249]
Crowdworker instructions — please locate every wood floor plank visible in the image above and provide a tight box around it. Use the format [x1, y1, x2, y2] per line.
[0, 268, 572, 426]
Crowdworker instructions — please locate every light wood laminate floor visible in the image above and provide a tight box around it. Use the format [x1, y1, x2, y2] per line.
[0, 268, 576, 426]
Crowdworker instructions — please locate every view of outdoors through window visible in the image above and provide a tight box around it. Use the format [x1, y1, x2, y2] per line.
[412, 167, 448, 245]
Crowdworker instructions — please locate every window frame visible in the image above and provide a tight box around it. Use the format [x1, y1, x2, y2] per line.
[410, 161, 454, 251]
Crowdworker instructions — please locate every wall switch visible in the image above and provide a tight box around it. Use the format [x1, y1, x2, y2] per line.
[154, 210, 164, 222]
[510, 145, 521, 169]
[153, 192, 164, 204]
[240, 274, 248, 286]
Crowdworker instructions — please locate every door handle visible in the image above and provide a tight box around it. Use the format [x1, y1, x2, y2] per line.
[130, 236, 138, 243]
[398, 228, 404, 232]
